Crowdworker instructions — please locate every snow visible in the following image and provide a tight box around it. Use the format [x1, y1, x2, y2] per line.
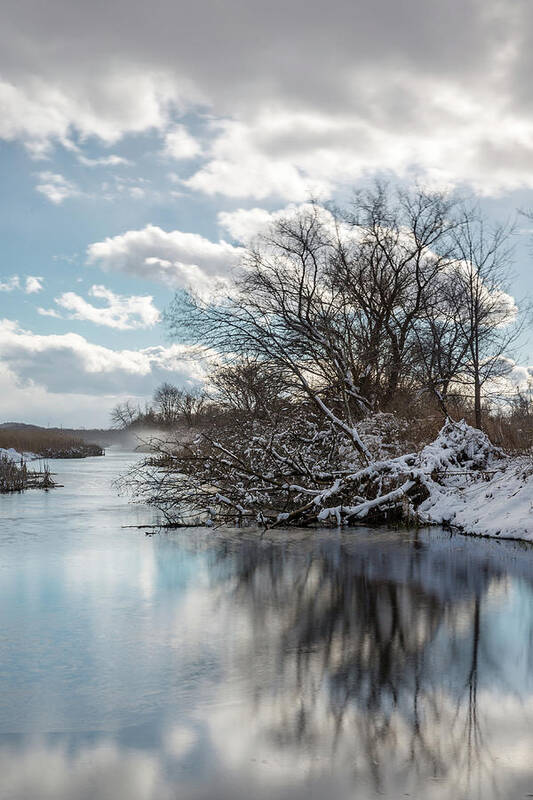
[320, 418, 533, 541]
[416, 421, 533, 541]
[419, 418, 504, 473]
[421, 458, 533, 541]
[137, 410, 533, 541]
[0, 447, 25, 462]
[0, 447, 39, 462]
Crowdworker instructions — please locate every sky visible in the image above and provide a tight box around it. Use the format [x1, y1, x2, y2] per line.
[2, 0, 533, 427]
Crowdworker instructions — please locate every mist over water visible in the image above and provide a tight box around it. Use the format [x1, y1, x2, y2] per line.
[1, 450, 533, 799]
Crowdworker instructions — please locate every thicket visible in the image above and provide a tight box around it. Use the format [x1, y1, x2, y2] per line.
[119, 184, 531, 526]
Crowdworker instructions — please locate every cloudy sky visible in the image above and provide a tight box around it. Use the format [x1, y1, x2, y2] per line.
[2, 0, 533, 426]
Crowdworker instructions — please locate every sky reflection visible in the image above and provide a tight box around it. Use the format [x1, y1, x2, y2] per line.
[1, 455, 533, 798]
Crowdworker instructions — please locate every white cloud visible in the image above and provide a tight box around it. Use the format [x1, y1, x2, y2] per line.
[184, 119, 322, 201]
[87, 224, 244, 294]
[25, 275, 43, 294]
[217, 203, 328, 243]
[2, 0, 533, 198]
[485, 357, 533, 400]
[0, 70, 193, 155]
[217, 207, 276, 243]
[0, 318, 205, 400]
[504, 361, 533, 389]
[0, 276, 21, 292]
[185, 102, 533, 201]
[24, 138, 54, 160]
[35, 171, 79, 204]
[37, 307, 61, 318]
[0, 275, 44, 293]
[78, 153, 131, 167]
[164, 125, 201, 160]
[46, 284, 161, 330]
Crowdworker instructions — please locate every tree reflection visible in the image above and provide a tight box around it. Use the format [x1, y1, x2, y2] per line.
[204, 531, 532, 797]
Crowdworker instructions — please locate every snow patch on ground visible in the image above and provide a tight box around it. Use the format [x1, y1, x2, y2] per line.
[422, 458, 533, 541]
[0, 447, 25, 462]
[0, 447, 38, 462]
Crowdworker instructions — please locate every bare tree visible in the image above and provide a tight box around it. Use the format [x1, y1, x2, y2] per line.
[168, 203, 372, 459]
[451, 212, 520, 428]
[110, 400, 141, 429]
[332, 183, 463, 406]
[178, 388, 206, 426]
[412, 268, 475, 415]
[153, 382, 207, 427]
[208, 357, 287, 418]
[131, 184, 517, 526]
[153, 382, 184, 427]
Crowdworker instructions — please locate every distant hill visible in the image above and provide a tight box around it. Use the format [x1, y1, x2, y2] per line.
[0, 422, 43, 430]
[0, 422, 149, 450]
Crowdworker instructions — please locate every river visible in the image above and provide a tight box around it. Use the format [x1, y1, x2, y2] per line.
[1, 449, 533, 799]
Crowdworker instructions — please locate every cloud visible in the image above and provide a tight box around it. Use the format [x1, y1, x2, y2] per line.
[186, 102, 533, 200]
[0, 318, 205, 399]
[485, 357, 533, 400]
[41, 284, 161, 330]
[0, 70, 191, 155]
[35, 171, 79, 204]
[164, 125, 201, 160]
[77, 153, 131, 167]
[2, 0, 533, 197]
[0, 276, 21, 292]
[217, 203, 327, 243]
[87, 224, 244, 294]
[37, 307, 61, 318]
[504, 361, 533, 389]
[25, 275, 43, 294]
[184, 118, 328, 201]
[0, 275, 44, 293]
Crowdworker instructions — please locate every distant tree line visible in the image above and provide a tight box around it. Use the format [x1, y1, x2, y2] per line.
[110, 383, 207, 430]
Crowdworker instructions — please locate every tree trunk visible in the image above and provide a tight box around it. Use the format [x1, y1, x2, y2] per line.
[474, 374, 482, 429]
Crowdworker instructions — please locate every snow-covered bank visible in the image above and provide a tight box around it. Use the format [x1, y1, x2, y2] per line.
[0, 447, 41, 463]
[0, 447, 54, 493]
[132, 413, 533, 540]
[304, 418, 533, 540]
[422, 457, 533, 541]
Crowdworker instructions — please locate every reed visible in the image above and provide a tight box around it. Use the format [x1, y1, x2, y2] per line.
[0, 454, 56, 493]
[0, 429, 103, 458]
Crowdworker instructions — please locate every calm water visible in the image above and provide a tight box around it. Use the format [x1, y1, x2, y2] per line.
[1, 450, 533, 799]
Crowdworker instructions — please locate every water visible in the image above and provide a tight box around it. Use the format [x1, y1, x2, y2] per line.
[1, 449, 533, 800]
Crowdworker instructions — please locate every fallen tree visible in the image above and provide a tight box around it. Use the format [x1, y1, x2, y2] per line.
[124, 414, 505, 528]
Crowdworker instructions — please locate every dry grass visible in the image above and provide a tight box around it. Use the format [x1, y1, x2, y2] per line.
[385, 391, 533, 454]
[0, 429, 103, 458]
[0, 454, 54, 493]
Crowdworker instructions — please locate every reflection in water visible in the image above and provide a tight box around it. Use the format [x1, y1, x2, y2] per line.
[1, 455, 533, 799]
[210, 533, 529, 798]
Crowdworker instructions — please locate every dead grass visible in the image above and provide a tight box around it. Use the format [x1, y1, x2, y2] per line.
[384, 392, 533, 454]
[0, 454, 55, 493]
[0, 429, 103, 458]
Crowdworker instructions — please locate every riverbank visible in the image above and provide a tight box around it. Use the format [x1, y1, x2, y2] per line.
[0, 449, 55, 493]
[422, 455, 533, 540]
[0, 428, 104, 459]
[130, 415, 533, 541]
